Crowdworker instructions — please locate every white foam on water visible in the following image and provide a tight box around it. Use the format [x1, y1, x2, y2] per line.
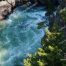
[0, 7, 46, 66]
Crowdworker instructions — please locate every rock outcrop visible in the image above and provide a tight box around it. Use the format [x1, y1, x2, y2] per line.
[0, 1, 12, 20]
[0, 0, 23, 20]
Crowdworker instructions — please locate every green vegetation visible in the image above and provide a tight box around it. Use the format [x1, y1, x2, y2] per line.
[23, 5, 66, 66]
[60, 8, 66, 21]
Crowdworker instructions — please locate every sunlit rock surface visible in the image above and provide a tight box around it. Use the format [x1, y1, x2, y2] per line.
[0, 1, 12, 20]
[0, 6, 46, 66]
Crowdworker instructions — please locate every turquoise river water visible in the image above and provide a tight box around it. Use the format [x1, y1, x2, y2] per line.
[0, 6, 47, 66]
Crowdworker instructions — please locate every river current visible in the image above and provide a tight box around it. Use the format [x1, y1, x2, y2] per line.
[0, 6, 46, 66]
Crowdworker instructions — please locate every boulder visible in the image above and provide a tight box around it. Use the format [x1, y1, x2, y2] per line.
[0, 1, 12, 20]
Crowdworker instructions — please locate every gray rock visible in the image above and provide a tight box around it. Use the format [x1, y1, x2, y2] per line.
[0, 1, 12, 20]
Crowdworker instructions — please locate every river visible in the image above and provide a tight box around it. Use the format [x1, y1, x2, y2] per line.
[0, 6, 47, 66]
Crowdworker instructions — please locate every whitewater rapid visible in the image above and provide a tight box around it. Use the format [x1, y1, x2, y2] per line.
[0, 6, 46, 66]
